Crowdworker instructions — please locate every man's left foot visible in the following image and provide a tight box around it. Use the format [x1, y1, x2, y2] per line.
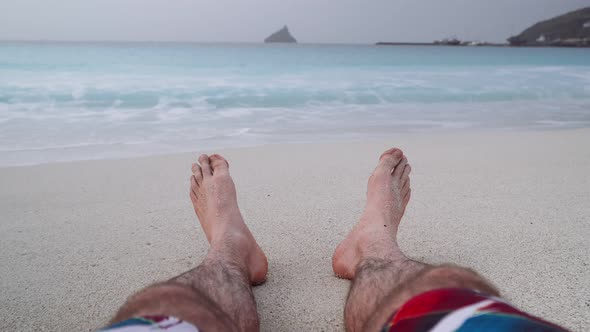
[190, 154, 268, 285]
[332, 148, 411, 279]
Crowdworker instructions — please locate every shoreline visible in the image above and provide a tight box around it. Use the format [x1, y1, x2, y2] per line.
[2, 126, 590, 169]
[375, 42, 590, 48]
[1, 128, 589, 331]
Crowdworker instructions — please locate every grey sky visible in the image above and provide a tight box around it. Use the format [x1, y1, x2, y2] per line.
[1, 0, 589, 43]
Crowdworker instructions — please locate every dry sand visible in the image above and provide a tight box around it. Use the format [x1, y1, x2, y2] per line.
[1, 129, 589, 331]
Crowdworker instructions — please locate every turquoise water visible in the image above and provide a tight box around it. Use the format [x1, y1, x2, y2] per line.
[1, 42, 590, 165]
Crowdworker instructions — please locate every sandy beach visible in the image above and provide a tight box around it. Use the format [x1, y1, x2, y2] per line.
[1, 128, 589, 331]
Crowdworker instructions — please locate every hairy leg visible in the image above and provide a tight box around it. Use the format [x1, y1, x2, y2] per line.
[111, 154, 268, 332]
[344, 258, 427, 332]
[333, 149, 498, 332]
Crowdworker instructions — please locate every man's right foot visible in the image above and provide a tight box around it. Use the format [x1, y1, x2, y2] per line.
[332, 148, 411, 279]
[190, 154, 268, 285]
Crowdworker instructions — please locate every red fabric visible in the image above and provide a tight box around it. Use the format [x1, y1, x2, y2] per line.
[392, 288, 489, 324]
[383, 288, 569, 332]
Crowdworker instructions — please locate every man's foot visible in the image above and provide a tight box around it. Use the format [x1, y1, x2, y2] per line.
[332, 148, 411, 279]
[190, 154, 268, 285]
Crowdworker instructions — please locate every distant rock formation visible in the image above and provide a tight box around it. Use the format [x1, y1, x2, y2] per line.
[264, 26, 297, 43]
[508, 7, 590, 46]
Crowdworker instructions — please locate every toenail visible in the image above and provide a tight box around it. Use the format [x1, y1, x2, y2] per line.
[393, 150, 402, 158]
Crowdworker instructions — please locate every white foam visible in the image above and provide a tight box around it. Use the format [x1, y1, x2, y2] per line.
[2, 44, 590, 166]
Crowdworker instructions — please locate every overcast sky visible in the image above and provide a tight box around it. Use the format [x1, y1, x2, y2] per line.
[1, 0, 589, 43]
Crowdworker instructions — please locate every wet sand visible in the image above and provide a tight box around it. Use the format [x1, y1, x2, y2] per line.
[1, 129, 589, 331]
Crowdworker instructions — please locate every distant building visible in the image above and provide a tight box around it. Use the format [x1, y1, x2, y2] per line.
[537, 34, 546, 43]
[434, 38, 462, 46]
[584, 21, 590, 28]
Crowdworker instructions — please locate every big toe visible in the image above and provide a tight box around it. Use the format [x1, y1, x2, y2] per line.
[209, 154, 229, 174]
[375, 148, 404, 174]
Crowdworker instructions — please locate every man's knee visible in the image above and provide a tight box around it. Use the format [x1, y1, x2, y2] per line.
[111, 282, 236, 331]
[418, 265, 499, 296]
[112, 283, 199, 323]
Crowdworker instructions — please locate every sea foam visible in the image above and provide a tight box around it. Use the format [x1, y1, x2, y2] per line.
[1, 42, 589, 166]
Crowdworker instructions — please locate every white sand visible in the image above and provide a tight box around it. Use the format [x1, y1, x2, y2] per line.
[1, 129, 589, 331]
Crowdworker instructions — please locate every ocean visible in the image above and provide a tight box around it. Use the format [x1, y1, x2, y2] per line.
[1, 42, 589, 166]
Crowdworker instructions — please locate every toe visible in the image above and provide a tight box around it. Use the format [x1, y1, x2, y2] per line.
[401, 164, 411, 184]
[209, 154, 229, 174]
[403, 189, 411, 205]
[392, 157, 408, 178]
[192, 163, 203, 185]
[190, 175, 198, 201]
[199, 154, 212, 176]
[376, 148, 403, 173]
[402, 178, 410, 196]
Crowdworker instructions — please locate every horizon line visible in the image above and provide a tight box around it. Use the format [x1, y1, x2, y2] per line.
[0, 39, 379, 45]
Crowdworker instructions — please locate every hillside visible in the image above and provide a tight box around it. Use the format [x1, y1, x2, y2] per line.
[509, 7, 590, 46]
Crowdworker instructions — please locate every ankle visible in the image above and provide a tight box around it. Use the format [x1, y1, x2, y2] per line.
[358, 220, 399, 240]
[204, 249, 251, 279]
[210, 233, 249, 260]
[354, 238, 409, 271]
[355, 254, 412, 277]
[210, 231, 264, 271]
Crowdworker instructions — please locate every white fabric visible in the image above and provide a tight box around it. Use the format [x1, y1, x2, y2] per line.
[102, 317, 199, 332]
[429, 299, 494, 332]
